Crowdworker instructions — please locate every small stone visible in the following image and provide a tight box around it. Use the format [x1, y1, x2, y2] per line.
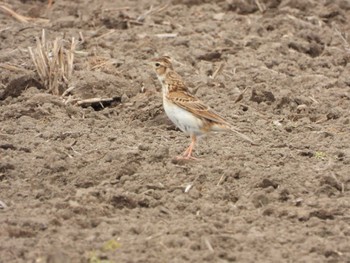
[213, 13, 225, 21]
[295, 198, 303, 206]
[327, 107, 341, 120]
[259, 179, 278, 189]
[273, 120, 283, 127]
[262, 207, 274, 216]
[197, 51, 221, 61]
[296, 104, 308, 113]
[121, 93, 129, 103]
[0, 200, 7, 209]
[250, 89, 275, 104]
[138, 144, 150, 151]
[309, 209, 335, 220]
[284, 125, 293, 132]
[320, 175, 342, 191]
[279, 189, 290, 202]
[251, 193, 269, 208]
[68, 200, 80, 208]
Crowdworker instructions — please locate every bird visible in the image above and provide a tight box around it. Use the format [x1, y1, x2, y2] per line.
[149, 55, 255, 160]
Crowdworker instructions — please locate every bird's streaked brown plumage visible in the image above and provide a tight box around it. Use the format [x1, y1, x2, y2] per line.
[150, 55, 255, 160]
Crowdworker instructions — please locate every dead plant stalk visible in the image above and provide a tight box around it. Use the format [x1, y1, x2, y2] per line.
[28, 30, 77, 95]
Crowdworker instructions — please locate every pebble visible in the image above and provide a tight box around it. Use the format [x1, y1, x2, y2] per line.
[0, 200, 7, 209]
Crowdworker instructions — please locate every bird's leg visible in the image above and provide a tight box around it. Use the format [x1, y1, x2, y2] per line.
[177, 135, 198, 160]
[182, 144, 191, 157]
[184, 135, 196, 158]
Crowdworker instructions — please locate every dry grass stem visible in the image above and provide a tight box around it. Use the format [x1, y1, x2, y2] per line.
[184, 184, 192, 193]
[61, 86, 76, 97]
[0, 63, 29, 73]
[0, 4, 30, 23]
[137, 2, 169, 22]
[90, 60, 115, 70]
[216, 174, 226, 186]
[204, 238, 214, 252]
[76, 97, 114, 106]
[63, 95, 79, 105]
[254, 0, 266, 13]
[104, 7, 130, 11]
[155, 33, 178, 38]
[0, 4, 49, 23]
[88, 56, 121, 75]
[286, 14, 320, 28]
[95, 29, 116, 40]
[78, 32, 85, 43]
[234, 87, 248, 103]
[211, 62, 225, 80]
[29, 30, 77, 95]
[0, 26, 11, 33]
[334, 27, 350, 53]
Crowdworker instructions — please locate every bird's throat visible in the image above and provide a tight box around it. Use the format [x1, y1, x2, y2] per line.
[157, 75, 169, 96]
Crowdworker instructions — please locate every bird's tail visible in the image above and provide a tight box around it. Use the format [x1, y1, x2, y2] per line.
[212, 123, 257, 145]
[230, 126, 258, 145]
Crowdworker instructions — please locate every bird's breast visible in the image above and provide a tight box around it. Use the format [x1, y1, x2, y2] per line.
[163, 98, 204, 136]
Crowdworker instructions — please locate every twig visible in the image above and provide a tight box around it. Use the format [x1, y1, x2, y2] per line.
[203, 238, 214, 252]
[103, 7, 130, 12]
[254, 0, 266, 13]
[61, 86, 76, 97]
[76, 97, 115, 106]
[63, 95, 79, 105]
[154, 2, 170, 14]
[334, 26, 350, 53]
[95, 29, 115, 40]
[287, 14, 321, 29]
[0, 63, 29, 73]
[137, 2, 170, 22]
[0, 5, 29, 23]
[155, 33, 178, 38]
[128, 20, 144, 26]
[184, 184, 192, 193]
[70, 146, 82, 156]
[0, 26, 11, 33]
[309, 95, 319, 104]
[0, 4, 49, 23]
[331, 172, 345, 194]
[184, 175, 201, 193]
[90, 58, 118, 70]
[79, 31, 85, 44]
[211, 62, 225, 80]
[137, 5, 154, 22]
[234, 87, 248, 103]
[216, 174, 226, 186]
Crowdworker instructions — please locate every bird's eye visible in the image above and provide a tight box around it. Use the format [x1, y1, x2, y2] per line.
[155, 62, 160, 67]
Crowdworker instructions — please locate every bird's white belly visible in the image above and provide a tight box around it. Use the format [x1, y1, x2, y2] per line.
[163, 99, 203, 136]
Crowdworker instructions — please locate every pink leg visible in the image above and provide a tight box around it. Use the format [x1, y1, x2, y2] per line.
[176, 135, 198, 160]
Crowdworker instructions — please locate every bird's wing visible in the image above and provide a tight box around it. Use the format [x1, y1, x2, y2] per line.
[167, 91, 257, 145]
[166, 91, 230, 125]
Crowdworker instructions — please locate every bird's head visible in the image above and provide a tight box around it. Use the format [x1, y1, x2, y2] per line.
[149, 56, 173, 80]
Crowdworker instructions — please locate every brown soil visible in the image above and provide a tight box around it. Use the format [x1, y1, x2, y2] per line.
[1, 0, 350, 262]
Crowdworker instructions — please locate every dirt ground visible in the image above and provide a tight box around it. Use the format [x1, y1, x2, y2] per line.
[1, 0, 350, 262]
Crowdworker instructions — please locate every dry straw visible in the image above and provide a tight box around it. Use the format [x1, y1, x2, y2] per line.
[0, 4, 49, 23]
[28, 29, 77, 95]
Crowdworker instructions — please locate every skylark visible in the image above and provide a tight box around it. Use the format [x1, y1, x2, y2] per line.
[150, 56, 254, 160]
